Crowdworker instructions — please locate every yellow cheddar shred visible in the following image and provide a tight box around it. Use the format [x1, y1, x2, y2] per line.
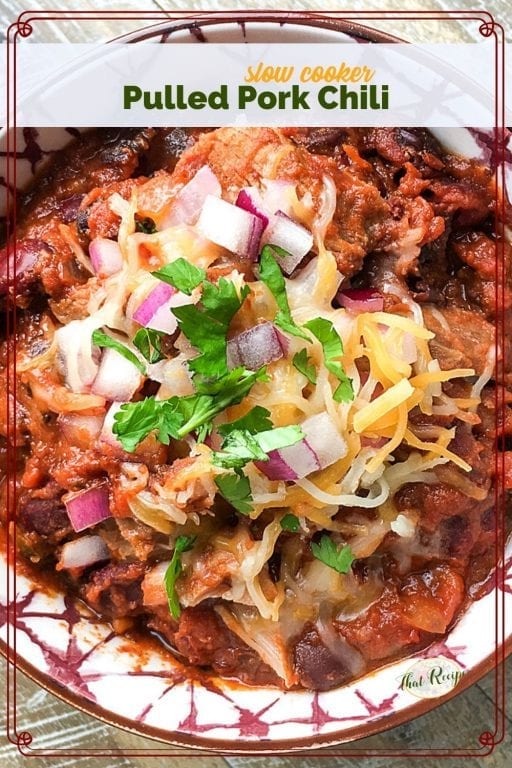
[410, 368, 475, 389]
[353, 379, 414, 434]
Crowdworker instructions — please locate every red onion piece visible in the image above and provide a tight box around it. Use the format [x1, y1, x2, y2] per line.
[99, 402, 126, 449]
[257, 440, 319, 481]
[235, 188, 270, 229]
[261, 211, 313, 275]
[197, 195, 265, 259]
[255, 450, 298, 481]
[161, 165, 221, 228]
[89, 237, 123, 278]
[91, 348, 143, 401]
[261, 179, 297, 217]
[301, 412, 348, 468]
[56, 320, 100, 394]
[256, 412, 347, 481]
[337, 289, 384, 313]
[58, 535, 110, 570]
[58, 413, 104, 447]
[132, 282, 182, 335]
[65, 484, 112, 532]
[227, 322, 286, 371]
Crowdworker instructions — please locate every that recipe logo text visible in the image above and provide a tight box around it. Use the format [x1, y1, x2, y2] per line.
[123, 60, 389, 112]
[398, 658, 465, 700]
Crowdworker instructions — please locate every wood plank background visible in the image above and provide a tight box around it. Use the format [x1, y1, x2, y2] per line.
[1, 0, 510, 765]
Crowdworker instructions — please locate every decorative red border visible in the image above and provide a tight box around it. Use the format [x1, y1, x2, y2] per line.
[2, 7, 508, 759]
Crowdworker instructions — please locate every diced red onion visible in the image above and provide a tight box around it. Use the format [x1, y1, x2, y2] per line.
[56, 320, 100, 394]
[261, 179, 297, 217]
[235, 188, 269, 229]
[91, 348, 143, 401]
[261, 211, 313, 275]
[132, 281, 186, 335]
[161, 165, 221, 228]
[58, 535, 110, 570]
[197, 195, 265, 259]
[99, 402, 126, 449]
[256, 412, 347, 481]
[337, 288, 384, 313]
[65, 484, 112, 532]
[301, 412, 348, 468]
[58, 413, 104, 447]
[227, 322, 286, 371]
[89, 237, 123, 278]
[257, 440, 319, 481]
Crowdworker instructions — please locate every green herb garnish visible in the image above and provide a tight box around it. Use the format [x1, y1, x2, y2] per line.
[212, 425, 303, 470]
[311, 534, 355, 574]
[280, 513, 300, 532]
[92, 329, 145, 375]
[175, 280, 250, 379]
[292, 348, 317, 384]
[218, 406, 273, 437]
[153, 258, 250, 378]
[112, 367, 268, 451]
[303, 317, 353, 402]
[215, 471, 253, 515]
[152, 258, 205, 296]
[133, 328, 165, 364]
[164, 535, 196, 619]
[258, 246, 311, 342]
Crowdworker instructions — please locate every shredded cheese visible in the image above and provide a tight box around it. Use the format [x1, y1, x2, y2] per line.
[353, 379, 414, 433]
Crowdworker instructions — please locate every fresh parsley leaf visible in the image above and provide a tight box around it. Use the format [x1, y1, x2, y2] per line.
[133, 328, 165, 364]
[258, 246, 311, 342]
[173, 279, 250, 378]
[212, 429, 267, 469]
[215, 472, 253, 515]
[218, 406, 273, 437]
[255, 425, 304, 453]
[280, 513, 300, 532]
[179, 367, 269, 440]
[112, 396, 184, 452]
[303, 317, 354, 402]
[293, 348, 317, 384]
[152, 257, 205, 296]
[92, 329, 146, 375]
[112, 368, 268, 452]
[135, 215, 157, 234]
[311, 534, 355, 574]
[212, 425, 304, 470]
[164, 534, 196, 619]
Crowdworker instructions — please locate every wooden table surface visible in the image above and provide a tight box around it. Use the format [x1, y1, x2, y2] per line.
[1, 0, 510, 765]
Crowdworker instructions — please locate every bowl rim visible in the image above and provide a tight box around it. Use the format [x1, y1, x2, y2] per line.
[3, 10, 510, 755]
[2, 634, 510, 754]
